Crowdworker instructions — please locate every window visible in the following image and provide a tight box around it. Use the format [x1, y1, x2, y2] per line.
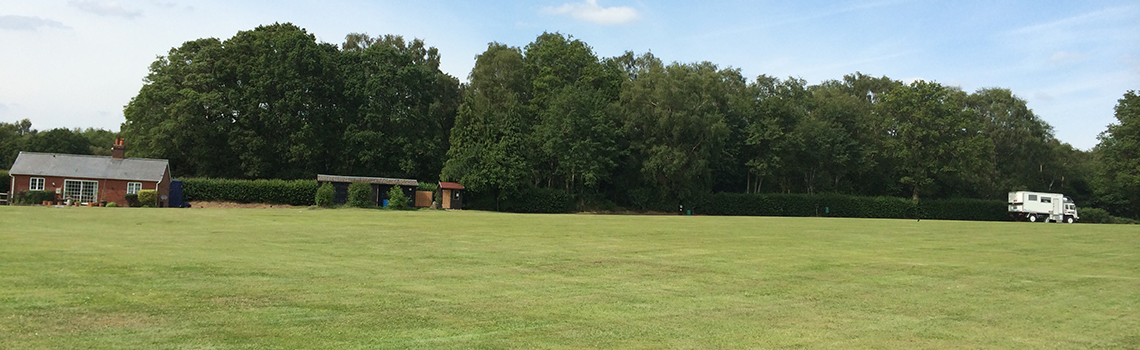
[63, 179, 98, 203]
[1028, 194, 1037, 201]
[127, 182, 142, 195]
[1041, 197, 1051, 203]
[30, 177, 45, 191]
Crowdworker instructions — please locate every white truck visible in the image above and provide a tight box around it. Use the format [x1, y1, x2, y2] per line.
[1008, 191, 1079, 223]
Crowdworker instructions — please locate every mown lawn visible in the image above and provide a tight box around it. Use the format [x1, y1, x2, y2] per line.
[0, 206, 1137, 349]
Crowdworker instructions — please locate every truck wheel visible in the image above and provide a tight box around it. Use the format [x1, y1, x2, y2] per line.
[1065, 216, 1075, 224]
[1028, 214, 1038, 222]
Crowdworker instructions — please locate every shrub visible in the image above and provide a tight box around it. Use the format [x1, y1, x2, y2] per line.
[688, 192, 1010, 221]
[347, 182, 373, 208]
[1079, 208, 1111, 224]
[417, 182, 438, 192]
[315, 183, 335, 207]
[417, 182, 441, 205]
[138, 190, 158, 207]
[0, 169, 8, 193]
[387, 186, 409, 210]
[499, 187, 575, 213]
[125, 193, 141, 207]
[181, 178, 319, 206]
[106, 202, 119, 208]
[13, 190, 55, 205]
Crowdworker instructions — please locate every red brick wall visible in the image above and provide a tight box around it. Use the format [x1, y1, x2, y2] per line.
[10, 174, 169, 205]
[158, 167, 170, 207]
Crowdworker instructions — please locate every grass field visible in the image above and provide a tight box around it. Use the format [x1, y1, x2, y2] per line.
[1, 206, 1137, 349]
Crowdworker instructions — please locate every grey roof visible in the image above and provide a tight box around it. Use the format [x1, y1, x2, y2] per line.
[9, 152, 169, 182]
[317, 174, 418, 186]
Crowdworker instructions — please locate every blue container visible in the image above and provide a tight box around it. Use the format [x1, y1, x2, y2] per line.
[169, 179, 190, 208]
[382, 199, 389, 207]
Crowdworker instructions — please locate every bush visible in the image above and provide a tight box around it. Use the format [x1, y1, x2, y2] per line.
[417, 182, 438, 192]
[387, 186, 409, 210]
[13, 190, 55, 205]
[181, 178, 319, 206]
[499, 187, 575, 213]
[125, 193, 141, 207]
[417, 182, 441, 205]
[347, 182, 373, 208]
[138, 190, 158, 207]
[315, 183, 335, 207]
[106, 202, 119, 207]
[688, 192, 1010, 221]
[462, 187, 575, 213]
[1079, 208, 1111, 223]
[0, 169, 8, 193]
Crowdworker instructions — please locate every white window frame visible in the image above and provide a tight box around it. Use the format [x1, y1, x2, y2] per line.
[127, 182, 142, 195]
[63, 179, 98, 203]
[30, 177, 45, 191]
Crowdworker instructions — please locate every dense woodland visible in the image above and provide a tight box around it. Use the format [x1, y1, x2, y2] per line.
[3, 23, 1137, 218]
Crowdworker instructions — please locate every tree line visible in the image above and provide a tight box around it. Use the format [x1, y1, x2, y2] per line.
[4, 23, 1136, 218]
[0, 119, 117, 166]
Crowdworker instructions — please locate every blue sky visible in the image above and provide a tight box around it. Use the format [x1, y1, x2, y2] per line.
[0, 0, 1137, 150]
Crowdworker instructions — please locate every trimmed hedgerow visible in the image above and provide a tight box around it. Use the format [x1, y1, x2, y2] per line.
[181, 178, 319, 206]
[499, 188, 575, 214]
[463, 187, 576, 213]
[918, 198, 1009, 221]
[689, 192, 1010, 221]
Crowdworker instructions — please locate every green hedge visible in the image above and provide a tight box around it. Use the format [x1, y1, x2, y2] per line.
[1, 170, 9, 193]
[1079, 208, 1138, 224]
[315, 183, 335, 207]
[181, 178, 319, 206]
[689, 193, 1010, 221]
[499, 188, 575, 213]
[138, 190, 158, 207]
[125, 193, 141, 207]
[465, 187, 576, 213]
[13, 190, 55, 204]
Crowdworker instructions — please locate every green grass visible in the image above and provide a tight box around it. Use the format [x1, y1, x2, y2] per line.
[1, 206, 1137, 349]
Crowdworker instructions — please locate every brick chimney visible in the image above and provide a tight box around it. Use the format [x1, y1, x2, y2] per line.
[111, 138, 126, 159]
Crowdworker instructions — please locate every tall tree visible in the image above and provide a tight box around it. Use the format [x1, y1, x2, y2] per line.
[620, 55, 739, 203]
[442, 43, 532, 209]
[966, 88, 1055, 197]
[339, 33, 461, 180]
[122, 37, 241, 177]
[878, 81, 992, 200]
[524, 33, 624, 195]
[1094, 90, 1140, 218]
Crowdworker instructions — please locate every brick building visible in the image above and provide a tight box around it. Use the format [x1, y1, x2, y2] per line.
[7, 138, 171, 206]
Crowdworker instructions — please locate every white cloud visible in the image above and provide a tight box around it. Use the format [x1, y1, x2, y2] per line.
[0, 15, 68, 31]
[68, 0, 142, 19]
[543, 0, 640, 26]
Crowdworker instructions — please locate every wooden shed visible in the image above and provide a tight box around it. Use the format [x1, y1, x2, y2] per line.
[316, 174, 417, 207]
[439, 182, 464, 209]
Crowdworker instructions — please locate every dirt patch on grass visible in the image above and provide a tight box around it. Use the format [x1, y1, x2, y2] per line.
[189, 201, 298, 209]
